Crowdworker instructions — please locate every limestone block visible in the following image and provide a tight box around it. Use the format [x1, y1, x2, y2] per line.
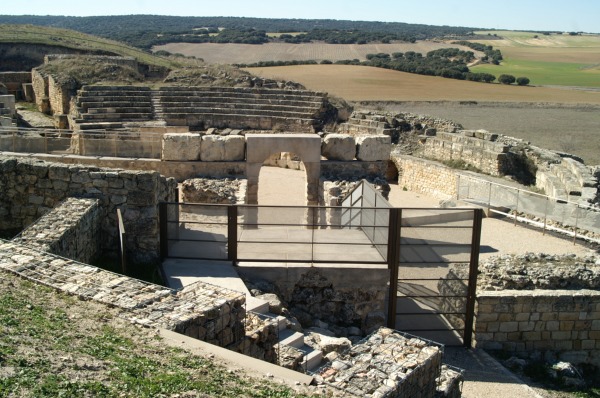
[162, 133, 201, 161]
[321, 134, 355, 161]
[201, 135, 245, 162]
[355, 135, 391, 161]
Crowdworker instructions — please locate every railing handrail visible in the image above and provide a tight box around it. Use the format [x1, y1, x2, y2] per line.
[457, 173, 597, 211]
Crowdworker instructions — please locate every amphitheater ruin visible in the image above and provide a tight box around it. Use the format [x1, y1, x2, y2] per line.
[1, 53, 599, 397]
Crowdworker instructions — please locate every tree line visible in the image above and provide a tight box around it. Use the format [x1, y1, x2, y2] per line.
[0, 15, 476, 49]
[236, 47, 530, 85]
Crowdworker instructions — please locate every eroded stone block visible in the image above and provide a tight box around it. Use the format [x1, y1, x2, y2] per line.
[321, 134, 355, 161]
[355, 135, 391, 161]
[161, 133, 201, 161]
[201, 135, 245, 162]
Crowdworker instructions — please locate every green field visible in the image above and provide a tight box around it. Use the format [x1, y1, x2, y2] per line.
[469, 31, 600, 87]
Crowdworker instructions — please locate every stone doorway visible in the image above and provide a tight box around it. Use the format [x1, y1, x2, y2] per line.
[258, 155, 307, 206]
[245, 134, 321, 206]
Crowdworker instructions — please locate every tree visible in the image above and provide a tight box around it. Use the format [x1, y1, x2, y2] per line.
[516, 77, 530, 86]
[498, 74, 516, 84]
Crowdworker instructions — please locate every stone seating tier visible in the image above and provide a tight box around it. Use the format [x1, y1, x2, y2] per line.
[157, 96, 323, 108]
[76, 113, 153, 122]
[86, 107, 154, 114]
[434, 132, 508, 153]
[168, 114, 318, 130]
[159, 106, 318, 118]
[156, 85, 325, 97]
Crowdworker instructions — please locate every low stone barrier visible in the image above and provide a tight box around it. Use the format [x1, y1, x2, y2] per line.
[12, 197, 101, 264]
[0, 240, 281, 363]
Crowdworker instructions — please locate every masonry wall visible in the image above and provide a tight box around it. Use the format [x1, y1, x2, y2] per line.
[474, 290, 600, 366]
[393, 155, 458, 200]
[0, 156, 177, 265]
[13, 197, 102, 264]
[31, 69, 50, 113]
[48, 75, 75, 115]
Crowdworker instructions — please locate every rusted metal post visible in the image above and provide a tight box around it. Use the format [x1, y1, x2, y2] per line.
[227, 205, 238, 265]
[117, 208, 126, 274]
[386, 208, 402, 328]
[159, 202, 168, 260]
[464, 208, 483, 348]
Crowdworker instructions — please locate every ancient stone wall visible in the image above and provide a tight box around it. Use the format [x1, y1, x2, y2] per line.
[422, 131, 512, 176]
[438, 254, 600, 367]
[238, 266, 389, 334]
[0, 156, 177, 265]
[31, 69, 50, 113]
[12, 197, 101, 264]
[474, 290, 600, 366]
[0, 72, 31, 100]
[393, 155, 458, 200]
[48, 74, 76, 115]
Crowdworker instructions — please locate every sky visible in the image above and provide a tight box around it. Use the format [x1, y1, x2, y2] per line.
[1, 0, 599, 33]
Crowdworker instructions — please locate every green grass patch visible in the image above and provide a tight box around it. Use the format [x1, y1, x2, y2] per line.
[472, 58, 600, 87]
[0, 272, 315, 398]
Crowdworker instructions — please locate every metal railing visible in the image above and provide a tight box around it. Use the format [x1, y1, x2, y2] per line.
[0, 126, 163, 159]
[456, 174, 600, 244]
[159, 202, 389, 265]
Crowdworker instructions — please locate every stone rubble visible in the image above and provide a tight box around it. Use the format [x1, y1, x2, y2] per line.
[314, 327, 442, 398]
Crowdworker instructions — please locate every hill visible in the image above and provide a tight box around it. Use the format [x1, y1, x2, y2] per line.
[0, 24, 179, 70]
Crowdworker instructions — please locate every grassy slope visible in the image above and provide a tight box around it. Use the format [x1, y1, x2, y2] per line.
[0, 271, 316, 398]
[0, 24, 179, 69]
[246, 64, 600, 103]
[469, 31, 600, 87]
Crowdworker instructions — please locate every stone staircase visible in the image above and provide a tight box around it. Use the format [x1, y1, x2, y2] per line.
[536, 157, 598, 205]
[338, 113, 394, 136]
[73, 86, 154, 130]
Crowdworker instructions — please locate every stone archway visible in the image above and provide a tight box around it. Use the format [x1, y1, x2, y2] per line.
[245, 134, 321, 206]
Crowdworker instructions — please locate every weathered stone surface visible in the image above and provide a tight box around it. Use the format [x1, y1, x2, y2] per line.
[306, 329, 351, 355]
[181, 177, 244, 204]
[201, 135, 245, 162]
[321, 134, 355, 161]
[161, 133, 201, 161]
[355, 135, 391, 161]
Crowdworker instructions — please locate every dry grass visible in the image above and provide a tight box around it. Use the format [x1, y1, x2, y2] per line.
[153, 41, 478, 64]
[245, 64, 600, 103]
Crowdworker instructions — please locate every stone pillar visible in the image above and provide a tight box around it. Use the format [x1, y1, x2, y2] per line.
[304, 161, 321, 206]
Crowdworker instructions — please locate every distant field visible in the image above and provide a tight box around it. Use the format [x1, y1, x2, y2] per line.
[469, 31, 600, 87]
[153, 41, 477, 64]
[246, 64, 600, 103]
[248, 64, 600, 165]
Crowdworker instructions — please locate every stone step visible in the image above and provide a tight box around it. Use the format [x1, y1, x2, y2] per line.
[77, 96, 152, 103]
[156, 91, 324, 103]
[80, 85, 152, 92]
[279, 329, 305, 349]
[159, 96, 323, 108]
[299, 346, 323, 371]
[246, 296, 269, 314]
[74, 122, 124, 130]
[159, 101, 320, 111]
[85, 107, 154, 114]
[79, 113, 153, 121]
[160, 107, 317, 118]
[157, 85, 325, 97]
[78, 101, 153, 109]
